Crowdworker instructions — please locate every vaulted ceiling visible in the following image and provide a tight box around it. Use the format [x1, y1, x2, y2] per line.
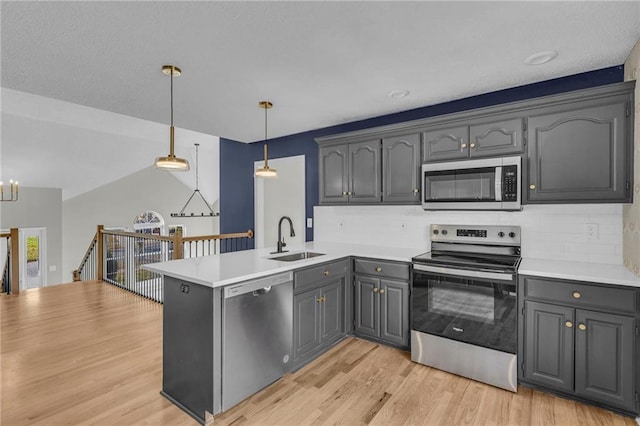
[3, 1, 639, 143]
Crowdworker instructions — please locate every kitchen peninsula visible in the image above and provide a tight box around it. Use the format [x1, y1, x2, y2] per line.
[145, 241, 419, 424]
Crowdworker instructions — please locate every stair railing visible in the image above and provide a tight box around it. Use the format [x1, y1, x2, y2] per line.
[74, 225, 254, 303]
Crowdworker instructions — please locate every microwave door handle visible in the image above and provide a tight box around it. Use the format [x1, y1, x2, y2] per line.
[495, 166, 502, 202]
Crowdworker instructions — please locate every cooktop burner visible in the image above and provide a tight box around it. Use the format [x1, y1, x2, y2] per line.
[412, 224, 522, 272]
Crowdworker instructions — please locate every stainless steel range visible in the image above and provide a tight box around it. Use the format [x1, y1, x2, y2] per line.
[411, 224, 521, 392]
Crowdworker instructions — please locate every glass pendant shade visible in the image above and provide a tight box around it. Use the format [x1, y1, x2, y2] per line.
[155, 65, 190, 171]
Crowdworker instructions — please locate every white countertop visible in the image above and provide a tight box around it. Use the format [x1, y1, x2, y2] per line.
[519, 258, 640, 288]
[144, 241, 422, 288]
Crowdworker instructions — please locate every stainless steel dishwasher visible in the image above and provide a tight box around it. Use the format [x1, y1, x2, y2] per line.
[222, 271, 293, 411]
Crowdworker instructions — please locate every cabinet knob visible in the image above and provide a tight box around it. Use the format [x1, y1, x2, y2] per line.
[323, 270, 329, 277]
[572, 291, 581, 299]
[316, 297, 322, 303]
[565, 320, 573, 328]
[348, 191, 353, 196]
[578, 323, 587, 331]
[321, 296, 326, 303]
[375, 267, 382, 273]
[372, 287, 379, 293]
[470, 143, 476, 148]
[342, 191, 348, 196]
[529, 184, 536, 190]
[461, 143, 468, 149]
[412, 188, 419, 194]
[379, 289, 385, 294]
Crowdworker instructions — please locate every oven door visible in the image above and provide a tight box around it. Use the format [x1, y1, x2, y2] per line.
[411, 264, 517, 354]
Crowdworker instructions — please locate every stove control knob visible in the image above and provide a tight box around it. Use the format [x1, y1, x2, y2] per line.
[441, 230, 448, 235]
[509, 232, 516, 238]
[433, 229, 439, 235]
[498, 232, 505, 238]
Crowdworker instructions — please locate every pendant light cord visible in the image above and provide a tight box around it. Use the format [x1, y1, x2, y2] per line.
[264, 104, 268, 144]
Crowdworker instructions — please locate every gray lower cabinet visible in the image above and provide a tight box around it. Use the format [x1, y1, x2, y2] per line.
[526, 96, 632, 203]
[293, 260, 349, 368]
[382, 133, 421, 204]
[520, 275, 639, 414]
[353, 258, 410, 348]
[354, 276, 409, 348]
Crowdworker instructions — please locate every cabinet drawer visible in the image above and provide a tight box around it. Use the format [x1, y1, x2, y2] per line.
[354, 258, 409, 281]
[294, 259, 350, 292]
[522, 276, 637, 314]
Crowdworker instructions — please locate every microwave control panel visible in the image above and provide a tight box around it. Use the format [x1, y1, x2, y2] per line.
[502, 165, 518, 201]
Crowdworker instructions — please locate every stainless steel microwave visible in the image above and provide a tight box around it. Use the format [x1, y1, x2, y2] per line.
[422, 156, 521, 211]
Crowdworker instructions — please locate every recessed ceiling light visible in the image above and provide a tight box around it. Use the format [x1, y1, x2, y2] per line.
[388, 90, 410, 99]
[524, 51, 558, 65]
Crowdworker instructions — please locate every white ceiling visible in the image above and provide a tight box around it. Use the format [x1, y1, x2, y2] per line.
[1, 89, 219, 201]
[2, 1, 639, 143]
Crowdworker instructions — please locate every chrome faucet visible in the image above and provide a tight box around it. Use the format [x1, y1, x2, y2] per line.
[274, 216, 295, 253]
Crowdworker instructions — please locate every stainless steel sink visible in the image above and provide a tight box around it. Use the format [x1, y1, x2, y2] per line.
[268, 251, 325, 262]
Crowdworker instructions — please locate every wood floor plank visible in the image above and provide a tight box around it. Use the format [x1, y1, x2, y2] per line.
[2, 283, 636, 425]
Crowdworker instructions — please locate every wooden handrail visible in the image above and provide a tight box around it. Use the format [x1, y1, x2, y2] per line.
[0, 233, 10, 238]
[100, 228, 254, 242]
[182, 229, 254, 242]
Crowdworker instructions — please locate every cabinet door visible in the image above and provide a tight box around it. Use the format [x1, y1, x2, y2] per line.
[527, 101, 630, 202]
[293, 289, 321, 361]
[422, 125, 469, 162]
[319, 144, 349, 204]
[379, 279, 409, 347]
[524, 301, 574, 392]
[574, 309, 636, 411]
[469, 117, 524, 158]
[349, 140, 381, 203]
[320, 279, 345, 344]
[355, 276, 379, 338]
[382, 134, 421, 204]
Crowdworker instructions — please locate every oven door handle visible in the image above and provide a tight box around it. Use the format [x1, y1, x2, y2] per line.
[413, 264, 514, 282]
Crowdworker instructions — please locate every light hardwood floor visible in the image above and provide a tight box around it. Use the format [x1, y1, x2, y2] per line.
[1, 282, 636, 425]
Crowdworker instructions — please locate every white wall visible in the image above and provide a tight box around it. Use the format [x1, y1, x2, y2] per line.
[0, 187, 64, 285]
[255, 156, 305, 250]
[315, 204, 624, 264]
[62, 166, 219, 282]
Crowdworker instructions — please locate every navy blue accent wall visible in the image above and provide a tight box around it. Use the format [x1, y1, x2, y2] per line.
[220, 66, 624, 242]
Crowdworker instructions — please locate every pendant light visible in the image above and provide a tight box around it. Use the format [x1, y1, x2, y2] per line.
[255, 101, 277, 178]
[170, 143, 219, 217]
[155, 65, 190, 171]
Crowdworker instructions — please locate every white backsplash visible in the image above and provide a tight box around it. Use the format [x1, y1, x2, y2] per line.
[314, 204, 624, 264]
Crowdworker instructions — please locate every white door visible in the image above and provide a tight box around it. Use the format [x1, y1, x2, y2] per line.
[20, 227, 47, 289]
[254, 155, 306, 251]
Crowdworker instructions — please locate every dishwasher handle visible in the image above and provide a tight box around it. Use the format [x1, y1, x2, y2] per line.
[224, 271, 293, 298]
[252, 286, 272, 296]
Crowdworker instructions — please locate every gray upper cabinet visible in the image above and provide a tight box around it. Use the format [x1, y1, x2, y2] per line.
[317, 81, 634, 206]
[469, 117, 524, 158]
[422, 117, 523, 163]
[382, 133, 421, 204]
[422, 125, 468, 162]
[349, 140, 381, 203]
[318, 140, 381, 204]
[319, 144, 349, 204]
[526, 97, 632, 203]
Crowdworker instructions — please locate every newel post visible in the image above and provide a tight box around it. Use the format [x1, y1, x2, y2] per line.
[97, 225, 104, 281]
[173, 228, 184, 260]
[10, 228, 19, 294]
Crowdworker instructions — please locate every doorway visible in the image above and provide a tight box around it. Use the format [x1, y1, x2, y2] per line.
[20, 227, 47, 290]
[254, 155, 306, 250]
